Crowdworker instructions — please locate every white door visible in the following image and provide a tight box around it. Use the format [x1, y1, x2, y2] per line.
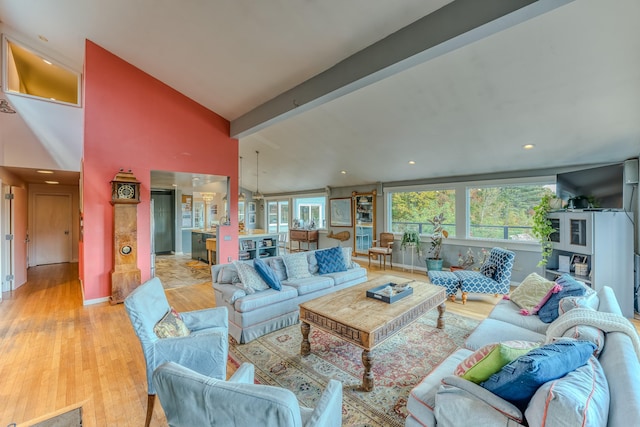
[34, 194, 72, 265]
[11, 186, 28, 288]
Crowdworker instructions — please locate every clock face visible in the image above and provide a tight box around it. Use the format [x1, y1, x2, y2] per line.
[120, 245, 132, 255]
[117, 184, 135, 199]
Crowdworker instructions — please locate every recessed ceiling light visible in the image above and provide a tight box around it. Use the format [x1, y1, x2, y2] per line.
[38, 35, 49, 42]
[408, 160, 416, 165]
[37, 170, 54, 174]
[523, 144, 535, 150]
[42, 59, 52, 65]
[172, 184, 177, 187]
[45, 181, 59, 185]
[340, 170, 347, 174]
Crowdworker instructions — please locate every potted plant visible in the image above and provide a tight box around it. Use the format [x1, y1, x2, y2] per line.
[425, 213, 448, 271]
[400, 230, 421, 255]
[532, 194, 557, 266]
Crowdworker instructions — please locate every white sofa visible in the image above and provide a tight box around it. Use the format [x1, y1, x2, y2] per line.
[211, 247, 367, 344]
[405, 285, 640, 427]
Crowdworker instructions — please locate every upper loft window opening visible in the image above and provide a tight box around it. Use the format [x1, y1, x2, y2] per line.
[2, 35, 81, 106]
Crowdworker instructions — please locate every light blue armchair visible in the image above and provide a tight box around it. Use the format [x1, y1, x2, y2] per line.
[124, 277, 229, 427]
[153, 361, 343, 427]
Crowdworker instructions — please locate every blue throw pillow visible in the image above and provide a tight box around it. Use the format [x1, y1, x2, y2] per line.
[315, 247, 347, 275]
[538, 274, 587, 323]
[480, 340, 596, 409]
[253, 258, 281, 290]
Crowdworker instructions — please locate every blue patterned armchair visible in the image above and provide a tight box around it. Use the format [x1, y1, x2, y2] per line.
[454, 247, 515, 304]
[124, 277, 229, 427]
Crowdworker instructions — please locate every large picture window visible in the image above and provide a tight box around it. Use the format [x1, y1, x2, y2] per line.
[468, 183, 555, 241]
[390, 189, 456, 237]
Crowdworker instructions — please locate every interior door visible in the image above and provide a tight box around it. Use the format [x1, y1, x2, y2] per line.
[34, 194, 72, 265]
[11, 186, 28, 288]
[151, 190, 175, 254]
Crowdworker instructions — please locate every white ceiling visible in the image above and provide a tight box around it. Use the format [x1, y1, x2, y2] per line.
[0, 0, 639, 193]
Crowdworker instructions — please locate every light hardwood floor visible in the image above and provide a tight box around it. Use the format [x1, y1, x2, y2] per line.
[1, 261, 637, 426]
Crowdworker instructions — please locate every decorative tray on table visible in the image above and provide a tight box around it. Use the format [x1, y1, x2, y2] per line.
[366, 281, 414, 304]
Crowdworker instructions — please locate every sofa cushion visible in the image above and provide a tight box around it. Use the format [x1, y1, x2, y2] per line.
[282, 252, 312, 279]
[342, 247, 354, 269]
[436, 376, 524, 426]
[465, 318, 545, 351]
[234, 261, 270, 293]
[307, 251, 319, 274]
[524, 356, 609, 427]
[538, 274, 588, 323]
[264, 257, 288, 281]
[488, 300, 549, 334]
[508, 273, 557, 315]
[454, 341, 540, 384]
[406, 348, 473, 426]
[253, 258, 281, 291]
[558, 293, 599, 316]
[480, 339, 596, 408]
[315, 247, 347, 275]
[217, 265, 240, 284]
[480, 260, 497, 278]
[283, 275, 334, 296]
[234, 287, 298, 313]
[154, 308, 191, 338]
[322, 267, 366, 286]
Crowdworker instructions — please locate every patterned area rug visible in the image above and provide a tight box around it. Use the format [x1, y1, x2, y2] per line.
[229, 310, 479, 426]
[155, 254, 212, 289]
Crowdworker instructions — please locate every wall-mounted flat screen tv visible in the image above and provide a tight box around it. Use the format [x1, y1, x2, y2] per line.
[556, 163, 624, 210]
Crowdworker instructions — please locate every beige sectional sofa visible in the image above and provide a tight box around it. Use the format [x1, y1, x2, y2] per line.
[405, 282, 640, 427]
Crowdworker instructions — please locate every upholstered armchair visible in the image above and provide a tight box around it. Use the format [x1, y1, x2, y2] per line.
[454, 247, 516, 304]
[124, 277, 229, 427]
[368, 232, 394, 270]
[153, 361, 343, 427]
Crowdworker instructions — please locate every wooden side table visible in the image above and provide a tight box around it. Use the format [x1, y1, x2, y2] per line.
[289, 229, 319, 252]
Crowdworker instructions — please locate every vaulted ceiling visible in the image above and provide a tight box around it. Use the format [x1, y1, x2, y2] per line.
[0, 0, 638, 193]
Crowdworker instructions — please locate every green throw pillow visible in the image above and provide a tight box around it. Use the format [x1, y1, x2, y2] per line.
[455, 340, 540, 383]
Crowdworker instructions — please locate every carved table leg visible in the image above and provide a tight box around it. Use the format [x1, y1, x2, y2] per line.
[437, 303, 446, 329]
[300, 322, 311, 356]
[361, 349, 374, 392]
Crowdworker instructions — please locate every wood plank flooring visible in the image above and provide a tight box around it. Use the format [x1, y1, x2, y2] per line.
[0, 261, 637, 426]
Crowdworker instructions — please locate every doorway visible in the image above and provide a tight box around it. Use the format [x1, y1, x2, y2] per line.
[151, 190, 175, 255]
[33, 194, 72, 265]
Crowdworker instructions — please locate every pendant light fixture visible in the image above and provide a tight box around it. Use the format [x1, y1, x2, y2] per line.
[253, 150, 264, 200]
[238, 156, 246, 201]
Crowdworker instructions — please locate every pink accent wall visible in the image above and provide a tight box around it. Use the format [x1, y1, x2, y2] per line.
[82, 40, 238, 301]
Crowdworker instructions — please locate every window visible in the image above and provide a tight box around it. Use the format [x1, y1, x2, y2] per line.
[267, 200, 289, 233]
[468, 183, 555, 241]
[293, 196, 326, 229]
[390, 189, 456, 237]
[238, 201, 245, 224]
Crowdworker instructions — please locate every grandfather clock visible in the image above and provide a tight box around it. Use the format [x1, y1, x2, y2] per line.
[110, 169, 142, 304]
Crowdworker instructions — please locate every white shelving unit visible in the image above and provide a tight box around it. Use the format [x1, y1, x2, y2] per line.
[238, 233, 279, 260]
[544, 211, 634, 317]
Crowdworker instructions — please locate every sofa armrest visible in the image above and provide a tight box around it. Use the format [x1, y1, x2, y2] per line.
[181, 306, 228, 331]
[438, 376, 523, 424]
[228, 362, 255, 384]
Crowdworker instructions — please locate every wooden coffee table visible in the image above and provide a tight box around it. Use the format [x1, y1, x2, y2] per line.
[299, 275, 446, 391]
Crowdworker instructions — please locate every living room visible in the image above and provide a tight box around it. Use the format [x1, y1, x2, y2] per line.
[0, 0, 639, 425]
